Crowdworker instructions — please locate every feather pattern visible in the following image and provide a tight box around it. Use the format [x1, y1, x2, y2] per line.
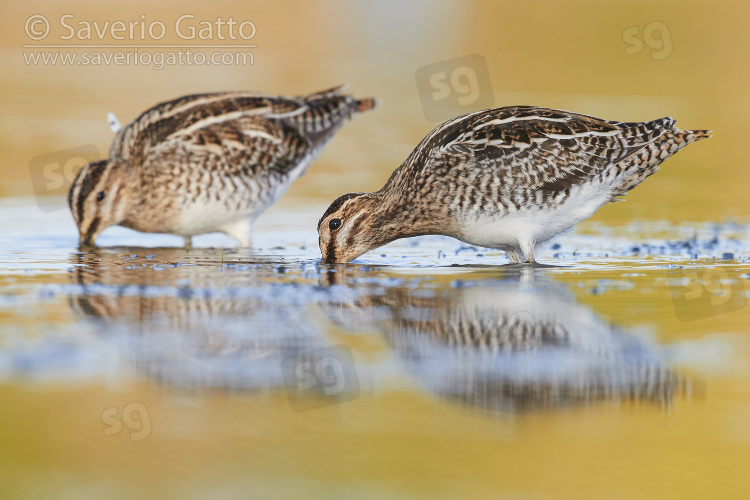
[388, 106, 707, 212]
[69, 85, 378, 246]
[318, 105, 709, 264]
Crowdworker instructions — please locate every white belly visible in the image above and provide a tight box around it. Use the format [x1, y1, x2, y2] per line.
[176, 201, 252, 235]
[455, 181, 612, 249]
[175, 159, 313, 237]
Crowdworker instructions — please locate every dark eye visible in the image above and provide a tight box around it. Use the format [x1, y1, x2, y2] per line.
[329, 218, 342, 231]
[96, 191, 106, 202]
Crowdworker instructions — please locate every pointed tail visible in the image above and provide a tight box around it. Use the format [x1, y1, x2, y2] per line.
[302, 84, 380, 114]
[303, 84, 349, 100]
[680, 129, 712, 145]
[354, 97, 381, 113]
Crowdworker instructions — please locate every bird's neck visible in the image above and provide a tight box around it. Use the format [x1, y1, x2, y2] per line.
[368, 190, 443, 244]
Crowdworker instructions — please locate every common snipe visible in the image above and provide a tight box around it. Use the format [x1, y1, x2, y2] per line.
[69, 84, 378, 247]
[318, 106, 709, 263]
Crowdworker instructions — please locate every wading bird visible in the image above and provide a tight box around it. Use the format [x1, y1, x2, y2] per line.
[69, 85, 378, 247]
[318, 106, 709, 264]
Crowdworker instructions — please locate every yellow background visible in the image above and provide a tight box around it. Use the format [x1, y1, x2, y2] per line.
[1, 2, 749, 499]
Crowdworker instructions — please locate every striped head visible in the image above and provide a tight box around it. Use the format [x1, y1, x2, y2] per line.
[68, 159, 130, 246]
[318, 192, 396, 264]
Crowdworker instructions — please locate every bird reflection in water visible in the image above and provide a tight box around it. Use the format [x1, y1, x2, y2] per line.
[320, 266, 690, 413]
[69, 249, 691, 411]
[69, 248, 325, 392]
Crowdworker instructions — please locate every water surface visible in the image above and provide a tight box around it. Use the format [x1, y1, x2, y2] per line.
[1, 197, 749, 498]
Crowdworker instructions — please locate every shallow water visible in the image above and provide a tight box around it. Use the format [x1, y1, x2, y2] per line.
[1, 196, 750, 498]
[3, 0, 750, 495]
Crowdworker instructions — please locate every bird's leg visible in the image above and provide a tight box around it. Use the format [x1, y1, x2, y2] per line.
[520, 240, 536, 264]
[506, 248, 524, 264]
[222, 218, 254, 247]
[183, 236, 193, 249]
